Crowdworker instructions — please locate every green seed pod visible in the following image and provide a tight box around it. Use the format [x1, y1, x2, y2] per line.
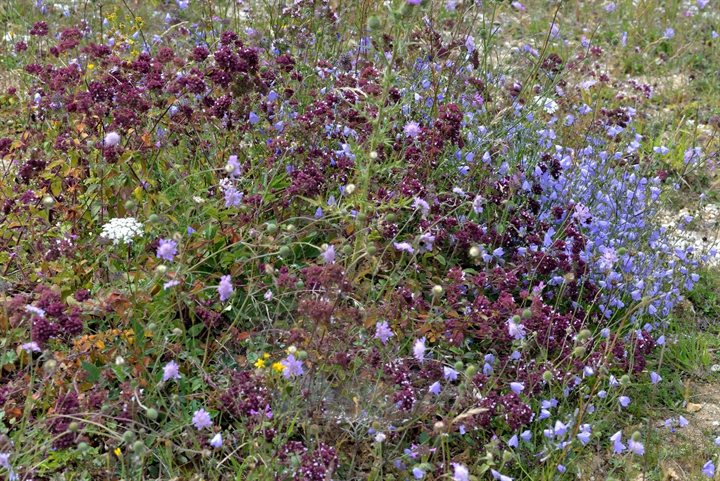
[542, 370, 554, 382]
[502, 450, 514, 462]
[367, 244, 377, 255]
[147, 323, 156, 332]
[631, 431, 641, 441]
[285, 223, 296, 232]
[133, 440, 145, 453]
[454, 361, 464, 371]
[295, 280, 305, 289]
[367, 15, 381, 30]
[78, 442, 90, 452]
[145, 408, 159, 420]
[341, 245, 353, 255]
[122, 430, 135, 444]
[68, 422, 80, 433]
[465, 364, 478, 378]
[297, 350, 308, 360]
[147, 214, 160, 224]
[578, 329, 592, 341]
[522, 308, 532, 319]
[620, 374, 631, 386]
[512, 314, 521, 323]
[266, 223, 278, 234]
[124, 200, 137, 210]
[617, 247, 628, 256]
[278, 245, 291, 257]
[572, 346, 586, 357]
[43, 359, 58, 374]
[385, 213, 396, 223]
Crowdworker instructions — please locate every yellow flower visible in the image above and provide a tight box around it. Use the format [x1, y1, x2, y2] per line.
[254, 358, 266, 368]
[272, 362, 284, 373]
[87, 63, 95, 70]
[114, 447, 122, 457]
[263, 352, 270, 359]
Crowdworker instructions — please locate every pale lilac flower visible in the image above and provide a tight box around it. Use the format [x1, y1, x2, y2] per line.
[163, 279, 181, 290]
[104, 131, 120, 146]
[248, 112, 260, 125]
[619, 396, 631, 408]
[226, 155, 241, 176]
[554, 420, 568, 437]
[715, 436, 720, 447]
[510, 382, 524, 394]
[162, 360, 181, 382]
[394, 241, 415, 254]
[413, 338, 426, 363]
[557, 465, 566, 473]
[21, 342, 41, 353]
[321, 245, 336, 264]
[192, 409, 212, 430]
[218, 275, 234, 302]
[404, 121, 421, 138]
[628, 438, 644, 455]
[412, 467, 425, 479]
[209, 432, 223, 448]
[443, 366, 459, 381]
[419, 232, 436, 252]
[664, 27, 675, 39]
[412, 197, 430, 216]
[25, 305, 46, 318]
[429, 381, 442, 395]
[374, 321, 394, 344]
[223, 184, 243, 208]
[698, 0, 709, 7]
[156, 239, 178, 261]
[610, 431, 625, 454]
[577, 430, 591, 445]
[650, 372, 662, 384]
[507, 318, 526, 340]
[491, 469, 513, 481]
[678, 416, 689, 427]
[520, 430, 532, 442]
[508, 434, 518, 448]
[472, 195, 484, 214]
[511, 1, 526, 11]
[452, 463, 469, 481]
[704, 460, 715, 478]
[281, 354, 304, 378]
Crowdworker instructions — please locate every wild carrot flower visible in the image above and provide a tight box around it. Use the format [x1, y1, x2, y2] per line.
[100, 217, 143, 245]
[218, 275, 234, 302]
[192, 409, 212, 430]
[156, 239, 178, 261]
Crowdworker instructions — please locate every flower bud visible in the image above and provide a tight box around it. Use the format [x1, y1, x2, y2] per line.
[502, 450, 514, 462]
[465, 364, 478, 377]
[42, 195, 55, 208]
[266, 223, 278, 233]
[369, 150, 378, 160]
[512, 314, 521, 323]
[469, 245, 481, 258]
[147, 323, 156, 332]
[431, 285, 444, 297]
[224, 163, 235, 173]
[620, 374, 631, 386]
[155, 264, 168, 274]
[278, 245, 291, 257]
[115, 356, 125, 366]
[572, 346, 586, 357]
[285, 223, 296, 232]
[172, 328, 183, 337]
[631, 431, 641, 441]
[345, 184, 356, 195]
[146, 408, 159, 420]
[288, 345, 297, 354]
[69, 422, 80, 432]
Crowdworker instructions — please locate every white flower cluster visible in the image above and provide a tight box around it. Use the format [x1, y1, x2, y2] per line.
[100, 217, 144, 245]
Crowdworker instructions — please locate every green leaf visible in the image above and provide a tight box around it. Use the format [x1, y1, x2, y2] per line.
[81, 361, 101, 383]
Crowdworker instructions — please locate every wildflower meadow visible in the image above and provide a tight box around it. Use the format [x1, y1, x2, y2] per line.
[0, 0, 719, 480]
